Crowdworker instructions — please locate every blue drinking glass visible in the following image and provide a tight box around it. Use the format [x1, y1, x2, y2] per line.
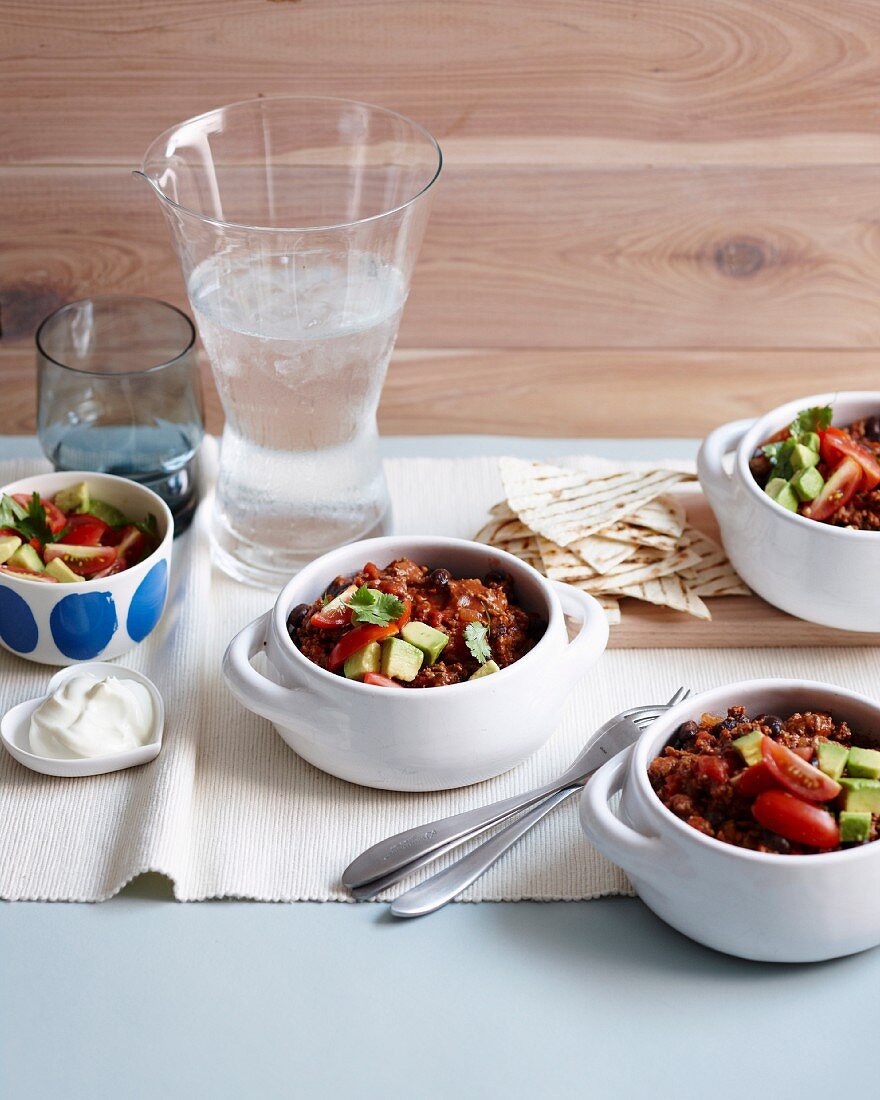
[36, 296, 205, 534]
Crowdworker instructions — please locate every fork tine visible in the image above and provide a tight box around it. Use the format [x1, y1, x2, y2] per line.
[665, 686, 689, 707]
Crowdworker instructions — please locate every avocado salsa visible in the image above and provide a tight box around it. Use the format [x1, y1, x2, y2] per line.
[750, 405, 880, 529]
[286, 558, 545, 688]
[649, 706, 880, 854]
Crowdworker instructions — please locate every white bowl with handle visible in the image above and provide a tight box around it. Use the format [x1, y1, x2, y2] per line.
[580, 678, 880, 963]
[697, 391, 880, 632]
[222, 535, 609, 791]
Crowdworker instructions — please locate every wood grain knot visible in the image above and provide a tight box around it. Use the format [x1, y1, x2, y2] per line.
[713, 238, 768, 279]
[0, 284, 67, 343]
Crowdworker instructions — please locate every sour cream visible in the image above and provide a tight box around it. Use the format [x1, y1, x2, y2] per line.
[29, 673, 155, 759]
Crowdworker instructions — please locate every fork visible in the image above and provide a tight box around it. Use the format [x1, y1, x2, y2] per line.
[387, 689, 690, 916]
[343, 687, 690, 894]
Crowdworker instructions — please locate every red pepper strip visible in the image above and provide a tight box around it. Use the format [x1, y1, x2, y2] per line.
[363, 672, 404, 688]
[327, 600, 412, 671]
[310, 605, 353, 630]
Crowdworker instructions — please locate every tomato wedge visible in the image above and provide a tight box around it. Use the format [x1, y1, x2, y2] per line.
[363, 672, 404, 688]
[43, 543, 118, 577]
[801, 457, 862, 522]
[310, 584, 358, 629]
[735, 761, 779, 799]
[752, 790, 840, 849]
[11, 494, 66, 535]
[327, 601, 412, 670]
[0, 564, 58, 582]
[57, 514, 110, 547]
[760, 735, 841, 802]
[820, 427, 880, 490]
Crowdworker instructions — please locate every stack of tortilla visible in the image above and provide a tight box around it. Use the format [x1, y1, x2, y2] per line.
[474, 457, 749, 626]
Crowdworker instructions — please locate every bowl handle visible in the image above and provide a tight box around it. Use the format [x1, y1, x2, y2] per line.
[222, 611, 301, 725]
[580, 748, 665, 876]
[550, 580, 610, 676]
[696, 417, 754, 512]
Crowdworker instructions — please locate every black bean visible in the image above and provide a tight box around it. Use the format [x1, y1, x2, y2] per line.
[286, 604, 311, 636]
[757, 714, 783, 736]
[863, 416, 880, 442]
[323, 576, 353, 599]
[765, 833, 791, 854]
[670, 720, 699, 748]
[428, 567, 451, 587]
[711, 717, 738, 735]
[484, 569, 509, 585]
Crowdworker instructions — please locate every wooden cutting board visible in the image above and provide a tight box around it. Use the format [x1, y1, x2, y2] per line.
[607, 493, 878, 648]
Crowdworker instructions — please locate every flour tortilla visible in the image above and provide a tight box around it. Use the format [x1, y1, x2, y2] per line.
[615, 575, 711, 621]
[679, 527, 750, 597]
[474, 514, 543, 570]
[499, 458, 692, 546]
[542, 536, 700, 592]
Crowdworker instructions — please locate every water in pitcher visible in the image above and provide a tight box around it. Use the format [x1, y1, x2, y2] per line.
[189, 249, 407, 584]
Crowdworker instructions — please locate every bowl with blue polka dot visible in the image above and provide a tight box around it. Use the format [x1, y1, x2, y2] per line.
[0, 471, 173, 666]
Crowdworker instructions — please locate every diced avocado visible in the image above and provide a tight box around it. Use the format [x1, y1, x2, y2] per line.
[789, 443, 820, 472]
[8, 544, 44, 573]
[380, 637, 424, 683]
[840, 778, 880, 814]
[469, 659, 501, 681]
[401, 621, 449, 665]
[817, 740, 849, 781]
[45, 557, 80, 583]
[790, 466, 824, 502]
[732, 729, 764, 767]
[846, 746, 880, 781]
[87, 498, 128, 527]
[799, 431, 821, 453]
[840, 811, 872, 844]
[343, 640, 381, 681]
[0, 534, 22, 565]
[764, 478, 798, 512]
[53, 481, 90, 514]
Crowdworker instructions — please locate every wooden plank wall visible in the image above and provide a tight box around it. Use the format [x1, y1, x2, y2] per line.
[2, 0, 879, 438]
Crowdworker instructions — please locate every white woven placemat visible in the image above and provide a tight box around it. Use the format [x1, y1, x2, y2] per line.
[2, 451, 879, 903]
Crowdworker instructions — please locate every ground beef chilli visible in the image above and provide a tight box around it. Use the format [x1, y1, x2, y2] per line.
[287, 558, 544, 688]
[648, 706, 880, 854]
[830, 417, 880, 530]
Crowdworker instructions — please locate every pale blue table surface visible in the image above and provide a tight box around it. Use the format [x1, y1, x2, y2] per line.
[1, 435, 863, 1100]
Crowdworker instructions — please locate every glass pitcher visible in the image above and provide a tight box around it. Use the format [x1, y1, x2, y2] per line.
[138, 96, 441, 588]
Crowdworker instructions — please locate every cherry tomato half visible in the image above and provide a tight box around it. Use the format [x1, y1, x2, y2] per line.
[327, 601, 412, 671]
[735, 761, 779, 799]
[57, 514, 110, 547]
[820, 427, 880, 490]
[761, 735, 841, 802]
[43, 543, 119, 577]
[752, 790, 840, 849]
[11, 494, 67, 535]
[362, 672, 404, 688]
[801, 457, 862, 522]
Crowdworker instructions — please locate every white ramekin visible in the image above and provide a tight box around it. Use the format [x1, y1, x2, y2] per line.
[580, 678, 880, 962]
[697, 391, 880, 631]
[222, 535, 609, 791]
[0, 471, 173, 666]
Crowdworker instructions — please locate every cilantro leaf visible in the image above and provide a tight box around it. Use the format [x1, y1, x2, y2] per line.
[464, 620, 492, 665]
[1, 492, 66, 547]
[790, 405, 832, 437]
[348, 585, 405, 627]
